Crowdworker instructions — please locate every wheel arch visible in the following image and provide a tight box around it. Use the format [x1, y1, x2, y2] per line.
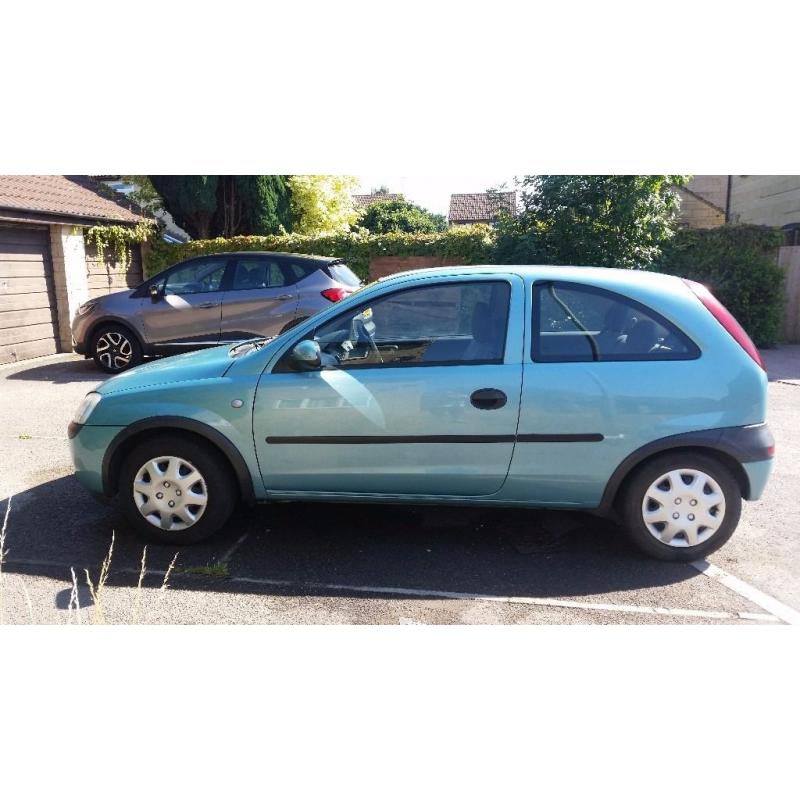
[102, 417, 256, 505]
[86, 316, 147, 356]
[597, 425, 772, 513]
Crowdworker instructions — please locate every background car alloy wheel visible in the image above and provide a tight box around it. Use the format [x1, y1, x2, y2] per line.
[92, 324, 143, 374]
[95, 330, 133, 371]
[641, 468, 725, 548]
[133, 456, 208, 532]
[621, 452, 741, 561]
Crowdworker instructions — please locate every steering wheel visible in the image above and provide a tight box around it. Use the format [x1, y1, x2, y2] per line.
[353, 318, 383, 364]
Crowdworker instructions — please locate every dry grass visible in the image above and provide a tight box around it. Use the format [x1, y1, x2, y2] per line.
[0, 497, 180, 625]
[0, 495, 11, 625]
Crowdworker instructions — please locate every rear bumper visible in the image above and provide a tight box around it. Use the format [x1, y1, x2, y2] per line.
[743, 459, 774, 501]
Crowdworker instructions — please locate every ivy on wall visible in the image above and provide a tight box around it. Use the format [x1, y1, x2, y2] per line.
[85, 219, 158, 270]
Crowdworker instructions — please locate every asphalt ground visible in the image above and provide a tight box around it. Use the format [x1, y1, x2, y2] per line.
[1, 347, 798, 624]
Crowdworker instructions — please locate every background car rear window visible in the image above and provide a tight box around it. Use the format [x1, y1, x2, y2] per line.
[231, 259, 288, 290]
[532, 282, 699, 362]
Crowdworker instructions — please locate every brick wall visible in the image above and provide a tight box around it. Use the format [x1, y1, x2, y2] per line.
[368, 255, 466, 281]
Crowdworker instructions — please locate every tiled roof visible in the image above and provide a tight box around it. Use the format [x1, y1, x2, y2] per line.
[0, 175, 147, 224]
[353, 193, 402, 208]
[448, 191, 517, 222]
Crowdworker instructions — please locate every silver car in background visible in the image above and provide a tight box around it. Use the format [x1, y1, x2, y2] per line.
[72, 252, 362, 373]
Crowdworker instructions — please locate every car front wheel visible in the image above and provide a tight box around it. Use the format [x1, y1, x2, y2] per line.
[92, 324, 143, 373]
[118, 435, 238, 545]
[621, 452, 741, 561]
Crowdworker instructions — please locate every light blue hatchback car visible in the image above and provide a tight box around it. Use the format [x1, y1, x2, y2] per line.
[69, 265, 774, 561]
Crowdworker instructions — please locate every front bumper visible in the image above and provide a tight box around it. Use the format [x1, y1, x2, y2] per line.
[69, 423, 125, 495]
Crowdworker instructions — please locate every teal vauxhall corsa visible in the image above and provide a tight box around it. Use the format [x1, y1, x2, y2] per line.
[68, 265, 774, 561]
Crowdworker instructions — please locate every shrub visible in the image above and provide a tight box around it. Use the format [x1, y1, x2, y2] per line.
[144, 224, 495, 281]
[358, 199, 447, 234]
[656, 224, 784, 347]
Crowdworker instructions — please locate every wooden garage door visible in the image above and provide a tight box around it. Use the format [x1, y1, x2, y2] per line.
[0, 225, 59, 365]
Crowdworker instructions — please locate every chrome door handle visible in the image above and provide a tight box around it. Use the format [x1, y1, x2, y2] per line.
[197, 302, 219, 309]
[276, 294, 294, 301]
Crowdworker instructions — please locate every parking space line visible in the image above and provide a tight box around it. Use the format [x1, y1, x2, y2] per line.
[692, 559, 800, 625]
[230, 576, 779, 622]
[4, 557, 783, 623]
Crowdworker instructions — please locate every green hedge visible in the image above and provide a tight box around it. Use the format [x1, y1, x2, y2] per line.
[145, 225, 495, 281]
[656, 225, 784, 347]
[145, 222, 786, 347]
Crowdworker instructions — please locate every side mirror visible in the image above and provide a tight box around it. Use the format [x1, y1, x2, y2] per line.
[149, 284, 163, 302]
[290, 340, 322, 370]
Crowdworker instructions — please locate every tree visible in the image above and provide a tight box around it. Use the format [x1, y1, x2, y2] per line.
[493, 175, 688, 268]
[358, 198, 447, 234]
[149, 176, 292, 239]
[287, 175, 360, 235]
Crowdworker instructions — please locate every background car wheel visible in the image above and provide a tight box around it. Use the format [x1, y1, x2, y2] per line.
[118, 435, 238, 545]
[92, 324, 143, 373]
[620, 452, 741, 561]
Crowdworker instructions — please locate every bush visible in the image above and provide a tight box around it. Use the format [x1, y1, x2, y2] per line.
[358, 199, 447, 234]
[656, 225, 784, 347]
[144, 225, 495, 281]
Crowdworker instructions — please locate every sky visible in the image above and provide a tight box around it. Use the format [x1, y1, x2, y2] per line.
[355, 175, 517, 217]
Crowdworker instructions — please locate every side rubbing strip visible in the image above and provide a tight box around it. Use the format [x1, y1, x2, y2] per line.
[517, 433, 604, 443]
[266, 435, 517, 444]
[265, 433, 602, 445]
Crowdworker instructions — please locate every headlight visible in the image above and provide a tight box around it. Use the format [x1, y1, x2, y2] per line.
[72, 392, 102, 425]
[77, 299, 98, 316]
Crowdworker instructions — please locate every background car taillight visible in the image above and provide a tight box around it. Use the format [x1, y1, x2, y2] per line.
[321, 287, 351, 303]
[683, 279, 765, 370]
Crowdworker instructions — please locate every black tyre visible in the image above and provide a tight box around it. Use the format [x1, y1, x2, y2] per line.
[92, 324, 143, 373]
[279, 316, 310, 335]
[620, 452, 741, 562]
[118, 435, 238, 545]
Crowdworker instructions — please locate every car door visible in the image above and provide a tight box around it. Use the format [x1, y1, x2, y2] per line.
[253, 274, 524, 497]
[139, 257, 227, 348]
[220, 256, 299, 341]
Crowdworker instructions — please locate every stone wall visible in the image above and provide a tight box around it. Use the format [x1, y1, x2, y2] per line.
[49, 225, 89, 350]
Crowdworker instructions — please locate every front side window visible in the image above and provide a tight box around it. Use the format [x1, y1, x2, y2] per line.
[533, 281, 699, 362]
[164, 259, 227, 295]
[301, 280, 510, 369]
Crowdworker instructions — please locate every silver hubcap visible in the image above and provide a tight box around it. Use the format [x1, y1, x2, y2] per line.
[133, 456, 208, 531]
[642, 468, 726, 548]
[96, 331, 133, 370]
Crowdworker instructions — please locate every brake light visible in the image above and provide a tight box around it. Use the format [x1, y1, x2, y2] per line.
[683, 279, 765, 370]
[321, 287, 351, 303]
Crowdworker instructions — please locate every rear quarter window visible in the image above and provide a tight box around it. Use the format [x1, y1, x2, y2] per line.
[532, 281, 700, 363]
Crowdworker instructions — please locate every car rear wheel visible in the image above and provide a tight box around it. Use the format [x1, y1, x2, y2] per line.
[621, 452, 741, 561]
[118, 435, 238, 545]
[92, 324, 143, 373]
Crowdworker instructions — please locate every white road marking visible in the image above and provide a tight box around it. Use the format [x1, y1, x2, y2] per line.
[4, 557, 784, 623]
[230, 576, 778, 622]
[217, 531, 250, 566]
[691, 559, 800, 626]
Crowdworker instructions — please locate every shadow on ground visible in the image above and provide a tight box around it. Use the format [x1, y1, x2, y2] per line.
[1, 474, 699, 602]
[4, 358, 105, 384]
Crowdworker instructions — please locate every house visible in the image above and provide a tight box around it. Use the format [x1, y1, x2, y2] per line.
[675, 176, 727, 229]
[353, 193, 403, 208]
[0, 175, 149, 365]
[448, 192, 517, 226]
[676, 176, 800, 242]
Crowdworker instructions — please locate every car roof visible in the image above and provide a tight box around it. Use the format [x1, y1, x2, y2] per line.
[383, 264, 683, 288]
[184, 251, 339, 264]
